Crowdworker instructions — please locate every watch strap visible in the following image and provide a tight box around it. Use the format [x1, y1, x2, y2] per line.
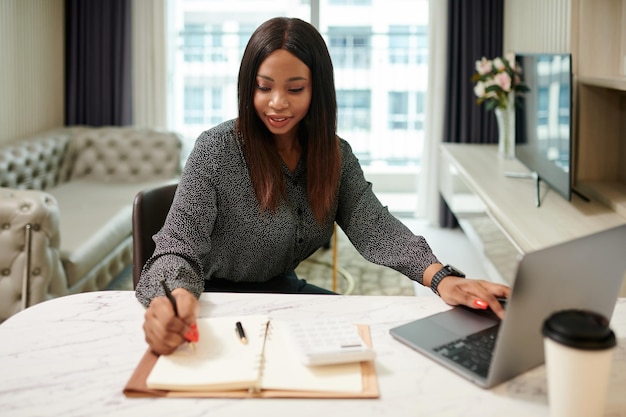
[430, 264, 465, 296]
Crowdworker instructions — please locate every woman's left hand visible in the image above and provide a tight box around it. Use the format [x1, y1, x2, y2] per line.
[436, 276, 511, 319]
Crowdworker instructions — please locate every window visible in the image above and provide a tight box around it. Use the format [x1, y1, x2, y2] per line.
[388, 92, 408, 129]
[207, 24, 226, 62]
[168, 0, 429, 212]
[388, 91, 426, 131]
[184, 86, 204, 124]
[414, 91, 425, 130]
[389, 26, 410, 64]
[414, 25, 428, 65]
[329, 0, 371, 4]
[238, 24, 256, 55]
[328, 26, 371, 69]
[182, 23, 205, 62]
[210, 87, 224, 126]
[183, 85, 225, 126]
[388, 25, 428, 65]
[337, 90, 371, 131]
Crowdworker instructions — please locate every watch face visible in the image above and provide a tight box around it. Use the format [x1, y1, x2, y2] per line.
[445, 264, 465, 277]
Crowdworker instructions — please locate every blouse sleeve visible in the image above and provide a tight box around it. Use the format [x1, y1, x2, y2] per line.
[135, 131, 218, 307]
[335, 139, 439, 285]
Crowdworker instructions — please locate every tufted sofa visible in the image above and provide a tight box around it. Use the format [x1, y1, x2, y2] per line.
[0, 126, 182, 322]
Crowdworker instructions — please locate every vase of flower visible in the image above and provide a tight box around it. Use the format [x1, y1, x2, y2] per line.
[472, 53, 529, 159]
[495, 92, 515, 159]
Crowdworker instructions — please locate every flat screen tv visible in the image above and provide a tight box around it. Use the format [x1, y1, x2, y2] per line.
[514, 53, 573, 202]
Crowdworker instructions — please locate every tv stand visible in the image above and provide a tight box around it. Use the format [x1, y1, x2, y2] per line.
[439, 144, 626, 287]
[504, 171, 541, 207]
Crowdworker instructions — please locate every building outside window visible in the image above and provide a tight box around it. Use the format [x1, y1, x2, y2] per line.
[388, 91, 408, 130]
[182, 23, 204, 62]
[183, 86, 204, 124]
[168, 0, 429, 214]
[337, 90, 371, 130]
[389, 25, 410, 64]
[328, 26, 372, 69]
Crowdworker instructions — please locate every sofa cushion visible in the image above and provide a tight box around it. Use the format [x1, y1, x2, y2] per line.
[0, 131, 71, 190]
[67, 127, 181, 182]
[49, 179, 171, 286]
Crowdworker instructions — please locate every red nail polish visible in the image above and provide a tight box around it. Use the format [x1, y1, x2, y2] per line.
[184, 331, 199, 343]
[185, 324, 199, 343]
[473, 299, 488, 309]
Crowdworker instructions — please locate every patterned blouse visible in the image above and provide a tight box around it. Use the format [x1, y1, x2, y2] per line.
[135, 119, 439, 307]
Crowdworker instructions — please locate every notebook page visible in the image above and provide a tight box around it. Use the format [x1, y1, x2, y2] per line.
[259, 320, 363, 393]
[146, 315, 268, 391]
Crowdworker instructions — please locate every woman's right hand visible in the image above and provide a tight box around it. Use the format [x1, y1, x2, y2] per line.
[142, 287, 199, 355]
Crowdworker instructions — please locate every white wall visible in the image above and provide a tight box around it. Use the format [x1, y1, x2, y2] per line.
[0, 0, 65, 144]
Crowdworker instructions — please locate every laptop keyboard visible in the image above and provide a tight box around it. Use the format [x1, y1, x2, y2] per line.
[432, 325, 500, 379]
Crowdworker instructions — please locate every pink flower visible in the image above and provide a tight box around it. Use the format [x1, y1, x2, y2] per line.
[494, 72, 512, 92]
[472, 53, 528, 110]
[475, 57, 492, 75]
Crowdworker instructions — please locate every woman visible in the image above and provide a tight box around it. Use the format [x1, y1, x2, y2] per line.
[137, 17, 510, 355]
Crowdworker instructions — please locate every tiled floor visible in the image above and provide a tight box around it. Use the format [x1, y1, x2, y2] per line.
[296, 217, 492, 296]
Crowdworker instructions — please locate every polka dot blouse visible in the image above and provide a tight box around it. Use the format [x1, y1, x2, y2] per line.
[135, 119, 439, 307]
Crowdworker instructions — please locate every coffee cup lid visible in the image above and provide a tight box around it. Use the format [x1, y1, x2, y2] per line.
[542, 309, 616, 350]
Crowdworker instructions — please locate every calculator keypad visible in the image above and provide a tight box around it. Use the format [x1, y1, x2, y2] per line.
[285, 318, 376, 366]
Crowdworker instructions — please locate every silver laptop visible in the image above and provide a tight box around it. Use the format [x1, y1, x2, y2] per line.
[390, 224, 626, 388]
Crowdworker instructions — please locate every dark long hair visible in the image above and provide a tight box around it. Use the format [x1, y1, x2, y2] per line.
[237, 17, 340, 224]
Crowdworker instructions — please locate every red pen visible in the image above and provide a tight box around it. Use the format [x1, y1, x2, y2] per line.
[160, 279, 198, 349]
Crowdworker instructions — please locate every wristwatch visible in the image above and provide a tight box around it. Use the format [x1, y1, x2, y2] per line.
[430, 264, 465, 296]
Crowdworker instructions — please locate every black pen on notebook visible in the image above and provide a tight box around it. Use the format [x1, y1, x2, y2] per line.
[236, 321, 248, 344]
[160, 279, 198, 350]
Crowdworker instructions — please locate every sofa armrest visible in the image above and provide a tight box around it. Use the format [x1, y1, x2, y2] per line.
[0, 188, 68, 322]
[65, 127, 182, 182]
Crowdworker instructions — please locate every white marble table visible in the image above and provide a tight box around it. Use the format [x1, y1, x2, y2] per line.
[1, 291, 625, 417]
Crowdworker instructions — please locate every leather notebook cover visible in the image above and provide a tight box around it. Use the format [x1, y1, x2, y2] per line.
[123, 324, 379, 399]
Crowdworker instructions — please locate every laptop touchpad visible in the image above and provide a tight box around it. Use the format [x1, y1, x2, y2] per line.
[430, 307, 499, 339]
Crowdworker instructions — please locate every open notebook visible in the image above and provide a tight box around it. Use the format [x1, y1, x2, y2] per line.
[124, 315, 379, 398]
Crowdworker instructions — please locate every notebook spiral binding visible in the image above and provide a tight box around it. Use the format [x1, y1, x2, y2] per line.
[249, 320, 272, 394]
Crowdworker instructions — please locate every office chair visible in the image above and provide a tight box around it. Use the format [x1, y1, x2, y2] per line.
[131, 182, 351, 293]
[131, 181, 178, 289]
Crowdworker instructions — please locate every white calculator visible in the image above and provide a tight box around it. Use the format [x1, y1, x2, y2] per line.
[285, 317, 376, 366]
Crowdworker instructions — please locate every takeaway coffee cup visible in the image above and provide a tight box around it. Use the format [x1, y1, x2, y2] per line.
[542, 309, 617, 417]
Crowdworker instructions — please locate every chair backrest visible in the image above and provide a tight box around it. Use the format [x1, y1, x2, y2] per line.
[132, 182, 178, 289]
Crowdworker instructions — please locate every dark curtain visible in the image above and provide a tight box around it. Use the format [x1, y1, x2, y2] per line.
[65, 0, 132, 126]
[439, 0, 503, 227]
